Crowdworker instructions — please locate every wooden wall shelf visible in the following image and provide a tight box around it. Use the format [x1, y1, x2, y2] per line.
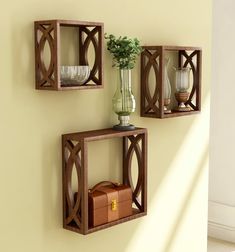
[62, 128, 147, 235]
[141, 46, 202, 118]
[34, 19, 104, 90]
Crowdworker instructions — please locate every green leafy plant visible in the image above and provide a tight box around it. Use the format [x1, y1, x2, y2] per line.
[105, 34, 142, 69]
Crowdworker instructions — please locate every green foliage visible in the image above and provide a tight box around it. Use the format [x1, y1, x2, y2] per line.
[105, 34, 142, 69]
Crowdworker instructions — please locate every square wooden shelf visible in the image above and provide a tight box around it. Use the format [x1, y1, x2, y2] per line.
[34, 19, 104, 90]
[141, 46, 202, 118]
[62, 128, 147, 235]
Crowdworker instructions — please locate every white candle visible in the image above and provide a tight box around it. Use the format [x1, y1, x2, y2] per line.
[175, 68, 190, 92]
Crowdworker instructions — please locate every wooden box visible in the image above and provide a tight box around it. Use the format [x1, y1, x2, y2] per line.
[88, 182, 132, 227]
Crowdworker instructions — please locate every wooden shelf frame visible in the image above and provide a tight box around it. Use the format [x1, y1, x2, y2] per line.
[62, 128, 147, 235]
[34, 19, 104, 90]
[140, 45, 202, 118]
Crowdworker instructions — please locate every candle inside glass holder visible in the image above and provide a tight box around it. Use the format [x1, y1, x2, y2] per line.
[163, 58, 171, 114]
[174, 67, 191, 111]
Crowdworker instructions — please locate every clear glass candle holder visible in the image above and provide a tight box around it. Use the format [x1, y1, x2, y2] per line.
[174, 67, 191, 111]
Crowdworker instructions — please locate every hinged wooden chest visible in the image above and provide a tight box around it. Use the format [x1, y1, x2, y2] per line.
[88, 181, 132, 227]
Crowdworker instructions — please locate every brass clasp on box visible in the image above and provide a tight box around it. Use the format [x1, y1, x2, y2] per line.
[111, 199, 117, 211]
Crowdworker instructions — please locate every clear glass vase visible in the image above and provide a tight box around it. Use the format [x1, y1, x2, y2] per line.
[112, 69, 136, 130]
[174, 67, 191, 111]
[164, 58, 171, 113]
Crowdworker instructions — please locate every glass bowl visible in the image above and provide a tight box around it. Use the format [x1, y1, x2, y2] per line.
[60, 66, 90, 85]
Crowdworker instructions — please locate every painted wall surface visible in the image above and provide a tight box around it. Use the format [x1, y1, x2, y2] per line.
[0, 0, 211, 251]
[209, 0, 235, 243]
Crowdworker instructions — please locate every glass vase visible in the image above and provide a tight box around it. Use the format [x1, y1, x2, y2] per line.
[112, 69, 136, 130]
[164, 58, 171, 113]
[174, 67, 191, 111]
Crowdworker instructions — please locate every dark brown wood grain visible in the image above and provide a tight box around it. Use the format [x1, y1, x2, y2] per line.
[159, 47, 164, 118]
[140, 45, 202, 119]
[34, 19, 104, 90]
[197, 50, 202, 111]
[140, 48, 161, 117]
[34, 21, 57, 90]
[62, 128, 147, 235]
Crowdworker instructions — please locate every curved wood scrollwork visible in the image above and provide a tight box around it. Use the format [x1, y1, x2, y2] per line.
[64, 140, 82, 228]
[141, 46, 201, 118]
[63, 128, 147, 234]
[79, 26, 102, 85]
[123, 133, 147, 212]
[35, 20, 104, 90]
[141, 50, 160, 115]
[35, 23, 56, 88]
[179, 50, 200, 110]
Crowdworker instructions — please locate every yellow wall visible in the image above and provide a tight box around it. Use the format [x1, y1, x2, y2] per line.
[0, 0, 211, 251]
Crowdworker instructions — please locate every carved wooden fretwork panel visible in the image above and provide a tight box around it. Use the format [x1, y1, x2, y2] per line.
[141, 46, 201, 118]
[35, 22, 57, 89]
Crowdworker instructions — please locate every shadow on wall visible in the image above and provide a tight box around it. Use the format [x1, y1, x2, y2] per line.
[8, 15, 210, 252]
[124, 96, 210, 252]
[162, 148, 208, 252]
[9, 19, 36, 92]
[8, 15, 209, 252]
[37, 96, 209, 252]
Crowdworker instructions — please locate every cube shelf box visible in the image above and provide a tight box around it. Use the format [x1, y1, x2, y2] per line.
[34, 19, 104, 90]
[141, 46, 202, 118]
[62, 128, 147, 235]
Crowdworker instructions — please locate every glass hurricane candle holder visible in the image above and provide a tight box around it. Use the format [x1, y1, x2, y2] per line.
[163, 58, 171, 114]
[174, 67, 191, 112]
